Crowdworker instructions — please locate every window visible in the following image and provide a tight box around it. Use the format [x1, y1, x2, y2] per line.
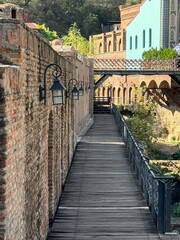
[171, 0, 175, 10]
[129, 88, 132, 104]
[99, 43, 102, 53]
[130, 36, 132, 50]
[149, 29, 152, 47]
[108, 41, 111, 52]
[11, 9, 16, 19]
[117, 88, 120, 98]
[123, 88, 126, 105]
[112, 87, 116, 102]
[118, 39, 121, 51]
[135, 35, 138, 49]
[97, 88, 100, 96]
[102, 87, 105, 97]
[143, 30, 145, 48]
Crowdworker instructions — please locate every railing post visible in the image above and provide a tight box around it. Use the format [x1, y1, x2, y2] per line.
[164, 180, 172, 232]
[157, 180, 165, 233]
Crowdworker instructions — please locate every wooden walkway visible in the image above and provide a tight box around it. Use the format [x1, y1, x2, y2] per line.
[48, 114, 160, 240]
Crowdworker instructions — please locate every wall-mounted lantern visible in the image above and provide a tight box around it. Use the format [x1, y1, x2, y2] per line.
[68, 78, 80, 100]
[78, 81, 84, 96]
[39, 63, 66, 105]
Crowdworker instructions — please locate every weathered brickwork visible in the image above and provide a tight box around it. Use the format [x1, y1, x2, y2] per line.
[0, 18, 93, 240]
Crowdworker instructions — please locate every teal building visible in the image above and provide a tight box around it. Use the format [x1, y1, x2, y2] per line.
[126, 0, 169, 59]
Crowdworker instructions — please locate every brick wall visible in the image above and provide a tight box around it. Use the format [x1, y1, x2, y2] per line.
[96, 73, 180, 140]
[0, 19, 93, 239]
[119, 3, 142, 30]
[89, 30, 126, 58]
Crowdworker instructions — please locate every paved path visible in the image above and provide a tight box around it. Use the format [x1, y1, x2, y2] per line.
[48, 114, 160, 240]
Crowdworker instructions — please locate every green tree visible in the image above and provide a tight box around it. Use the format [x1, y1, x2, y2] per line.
[142, 48, 177, 60]
[27, 0, 124, 39]
[0, 0, 32, 6]
[128, 88, 157, 145]
[62, 23, 89, 55]
[37, 24, 60, 41]
[125, 0, 142, 5]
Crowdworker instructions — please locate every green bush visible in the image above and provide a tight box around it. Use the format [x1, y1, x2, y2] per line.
[142, 47, 177, 60]
[127, 89, 157, 145]
[171, 203, 180, 218]
[37, 24, 60, 41]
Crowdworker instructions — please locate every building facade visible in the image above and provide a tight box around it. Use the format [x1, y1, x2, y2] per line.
[169, 0, 180, 48]
[126, 0, 180, 59]
[90, 0, 180, 140]
[126, 0, 170, 59]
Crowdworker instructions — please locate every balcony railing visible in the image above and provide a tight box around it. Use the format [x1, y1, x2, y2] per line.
[112, 104, 175, 233]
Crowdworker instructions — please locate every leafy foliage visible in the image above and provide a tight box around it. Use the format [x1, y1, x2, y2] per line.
[150, 160, 180, 179]
[0, 0, 31, 6]
[26, 0, 124, 39]
[125, 0, 142, 5]
[37, 24, 59, 41]
[0, 0, 144, 38]
[171, 203, 180, 219]
[142, 48, 177, 60]
[127, 88, 157, 145]
[62, 23, 89, 55]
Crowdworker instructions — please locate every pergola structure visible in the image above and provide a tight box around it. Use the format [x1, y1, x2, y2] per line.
[93, 58, 180, 107]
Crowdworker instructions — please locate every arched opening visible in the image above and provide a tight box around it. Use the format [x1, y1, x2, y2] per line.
[99, 43, 102, 53]
[108, 41, 111, 52]
[117, 88, 121, 104]
[112, 87, 116, 103]
[148, 80, 158, 89]
[97, 88, 100, 96]
[135, 35, 138, 49]
[102, 87, 105, 97]
[159, 80, 170, 89]
[143, 30, 145, 48]
[107, 88, 109, 97]
[139, 81, 148, 98]
[130, 36, 132, 50]
[149, 29, 152, 47]
[123, 88, 126, 105]
[118, 39, 121, 51]
[11, 9, 17, 19]
[129, 88, 132, 104]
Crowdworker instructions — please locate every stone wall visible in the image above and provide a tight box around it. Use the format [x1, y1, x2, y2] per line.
[0, 18, 93, 239]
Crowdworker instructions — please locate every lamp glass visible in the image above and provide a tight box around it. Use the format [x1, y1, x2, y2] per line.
[50, 78, 66, 105]
[73, 92, 79, 100]
[71, 86, 79, 100]
[79, 86, 84, 96]
[52, 89, 65, 105]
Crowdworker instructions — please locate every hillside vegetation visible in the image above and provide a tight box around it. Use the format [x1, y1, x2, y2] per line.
[0, 0, 143, 38]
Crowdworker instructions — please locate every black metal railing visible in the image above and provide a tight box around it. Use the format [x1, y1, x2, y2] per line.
[112, 104, 175, 233]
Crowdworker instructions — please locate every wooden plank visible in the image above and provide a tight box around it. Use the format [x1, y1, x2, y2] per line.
[48, 115, 159, 240]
